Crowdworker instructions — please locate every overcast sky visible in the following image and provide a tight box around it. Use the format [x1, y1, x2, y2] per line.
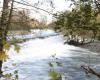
[0, 0, 72, 23]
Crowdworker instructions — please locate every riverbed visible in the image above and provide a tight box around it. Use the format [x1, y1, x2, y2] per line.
[1, 29, 100, 80]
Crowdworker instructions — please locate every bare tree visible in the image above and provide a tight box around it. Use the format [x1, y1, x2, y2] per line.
[0, 0, 14, 76]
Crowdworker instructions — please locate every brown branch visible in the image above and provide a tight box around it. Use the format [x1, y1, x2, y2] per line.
[14, 0, 54, 15]
[81, 65, 100, 79]
[7, 0, 14, 29]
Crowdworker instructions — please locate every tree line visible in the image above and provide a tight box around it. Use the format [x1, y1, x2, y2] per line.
[49, 0, 100, 45]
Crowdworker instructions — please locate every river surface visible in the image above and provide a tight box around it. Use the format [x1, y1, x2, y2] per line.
[2, 30, 100, 80]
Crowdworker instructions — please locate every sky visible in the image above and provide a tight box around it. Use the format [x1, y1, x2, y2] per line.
[0, 0, 72, 23]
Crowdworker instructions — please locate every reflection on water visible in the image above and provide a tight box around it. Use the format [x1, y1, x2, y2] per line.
[2, 30, 100, 80]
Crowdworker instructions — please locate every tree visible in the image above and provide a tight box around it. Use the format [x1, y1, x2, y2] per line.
[53, 0, 100, 45]
[0, 0, 9, 75]
[0, 0, 14, 76]
[9, 9, 31, 30]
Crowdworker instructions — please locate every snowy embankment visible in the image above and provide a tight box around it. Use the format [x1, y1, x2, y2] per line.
[7, 29, 59, 41]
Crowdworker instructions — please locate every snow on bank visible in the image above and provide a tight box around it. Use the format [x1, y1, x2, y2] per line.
[7, 29, 58, 41]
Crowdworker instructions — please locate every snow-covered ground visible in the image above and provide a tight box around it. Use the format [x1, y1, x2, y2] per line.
[7, 29, 58, 41]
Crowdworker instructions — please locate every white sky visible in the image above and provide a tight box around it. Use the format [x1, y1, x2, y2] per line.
[0, 0, 72, 23]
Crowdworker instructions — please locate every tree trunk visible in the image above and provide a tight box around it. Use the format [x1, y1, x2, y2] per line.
[0, 34, 3, 76]
[0, 0, 9, 76]
[0, 61, 2, 74]
[92, 30, 97, 42]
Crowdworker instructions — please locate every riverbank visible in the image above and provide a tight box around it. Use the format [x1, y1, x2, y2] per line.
[7, 29, 59, 44]
[80, 41, 100, 53]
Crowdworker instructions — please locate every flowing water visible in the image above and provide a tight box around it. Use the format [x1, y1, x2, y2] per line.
[2, 30, 100, 80]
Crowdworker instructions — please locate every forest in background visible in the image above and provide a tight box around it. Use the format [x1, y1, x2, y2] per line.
[48, 0, 100, 45]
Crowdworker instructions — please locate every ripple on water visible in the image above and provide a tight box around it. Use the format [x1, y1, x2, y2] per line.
[2, 31, 100, 80]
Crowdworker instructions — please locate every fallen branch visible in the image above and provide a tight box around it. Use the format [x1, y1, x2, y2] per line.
[81, 65, 100, 78]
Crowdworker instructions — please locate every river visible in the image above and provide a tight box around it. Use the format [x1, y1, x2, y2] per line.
[2, 29, 100, 80]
